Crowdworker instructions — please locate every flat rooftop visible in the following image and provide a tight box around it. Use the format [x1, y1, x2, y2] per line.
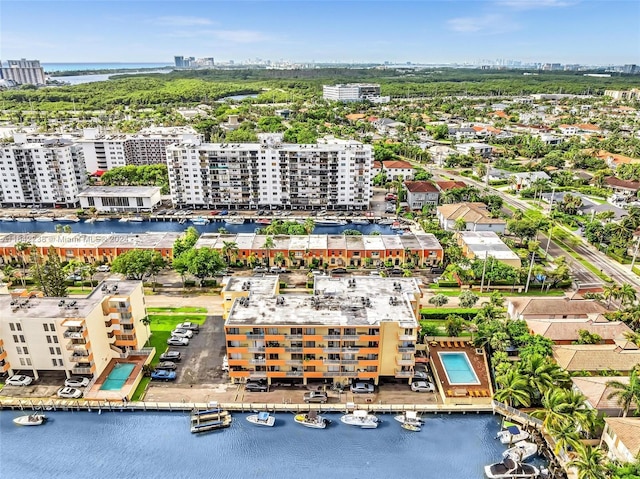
[223, 276, 278, 297]
[226, 276, 420, 328]
[458, 231, 519, 261]
[78, 186, 161, 197]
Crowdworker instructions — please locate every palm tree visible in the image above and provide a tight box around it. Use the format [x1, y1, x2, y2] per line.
[533, 388, 573, 431]
[274, 252, 285, 266]
[518, 354, 559, 399]
[602, 283, 621, 308]
[261, 236, 275, 267]
[221, 241, 239, 265]
[548, 420, 582, 456]
[568, 445, 609, 479]
[303, 218, 315, 235]
[619, 283, 637, 307]
[606, 369, 640, 417]
[494, 368, 531, 407]
[623, 331, 640, 347]
[2, 264, 16, 285]
[15, 242, 32, 287]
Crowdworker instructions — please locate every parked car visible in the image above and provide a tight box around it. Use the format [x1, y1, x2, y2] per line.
[245, 381, 268, 392]
[253, 266, 268, 273]
[350, 382, 374, 394]
[330, 268, 347, 275]
[151, 370, 177, 381]
[303, 391, 328, 403]
[96, 265, 110, 273]
[159, 350, 182, 362]
[388, 268, 404, 276]
[269, 266, 288, 273]
[176, 322, 200, 333]
[64, 376, 89, 388]
[222, 355, 229, 371]
[430, 267, 444, 274]
[66, 274, 83, 282]
[219, 210, 229, 216]
[57, 386, 83, 399]
[170, 328, 193, 339]
[155, 361, 177, 371]
[310, 270, 325, 276]
[209, 210, 220, 216]
[6, 375, 33, 386]
[411, 381, 436, 393]
[369, 271, 382, 277]
[167, 336, 189, 346]
[385, 193, 397, 201]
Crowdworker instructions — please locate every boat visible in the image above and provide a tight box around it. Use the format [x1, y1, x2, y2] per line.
[340, 410, 379, 429]
[256, 218, 272, 225]
[484, 458, 540, 479]
[1, 216, 15, 222]
[390, 221, 404, 230]
[191, 216, 210, 225]
[15, 217, 33, 222]
[129, 216, 144, 222]
[401, 423, 421, 432]
[502, 441, 538, 462]
[378, 219, 394, 225]
[246, 411, 275, 427]
[190, 408, 232, 433]
[350, 218, 370, 225]
[95, 218, 109, 222]
[497, 425, 530, 445]
[118, 217, 129, 223]
[13, 413, 47, 426]
[34, 216, 54, 222]
[315, 219, 348, 227]
[294, 411, 330, 429]
[394, 411, 423, 427]
[58, 215, 80, 223]
[84, 218, 96, 224]
[225, 217, 245, 225]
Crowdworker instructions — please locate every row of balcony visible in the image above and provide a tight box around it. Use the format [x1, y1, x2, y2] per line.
[240, 369, 379, 379]
[247, 358, 376, 365]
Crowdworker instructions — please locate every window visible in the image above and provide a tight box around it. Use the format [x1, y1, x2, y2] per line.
[53, 336, 58, 344]
[20, 336, 25, 343]
[56, 347, 61, 355]
[26, 358, 32, 366]
[19, 358, 25, 366]
[46, 336, 52, 344]
[16, 347, 22, 354]
[43, 323, 49, 332]
[9, 323, 14, 331]
[12, 335, 18, 343]
[49, 347, 55, 355]
[23, 347, 28, 354]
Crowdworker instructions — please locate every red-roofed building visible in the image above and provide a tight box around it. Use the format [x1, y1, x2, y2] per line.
[404, 181, 439, 210]
[371, 159, 415, 180]
[435, 181, 467, 192]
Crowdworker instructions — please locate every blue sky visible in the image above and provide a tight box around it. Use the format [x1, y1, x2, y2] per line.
[1, 1, 639, 64]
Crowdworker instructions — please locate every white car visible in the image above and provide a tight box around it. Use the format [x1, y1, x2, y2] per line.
[167, 336, 189, 346]
[171, 328, 193, 339]
[64, 376, 90, 388]
[96, 265, 110, 272]
[222, 355, 229, 371]
[176, 322, 200, 333]
[57, 386, 83, 399]
[411, 381, 436, 393]
[6, 375, 33, 386]
[350, 382, 375, 394]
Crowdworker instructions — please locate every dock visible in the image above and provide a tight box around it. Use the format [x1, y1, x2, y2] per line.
[190, 407, 232, 433]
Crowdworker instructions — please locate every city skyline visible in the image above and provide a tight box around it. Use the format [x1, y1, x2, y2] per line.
[2, 0, 639, 65]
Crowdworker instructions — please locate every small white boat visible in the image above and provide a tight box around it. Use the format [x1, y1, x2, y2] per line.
[191, 216, 210, 225]
[95, 218, 109, 222]
[294, 411, 330, 429]
[1, 216, 15, 222]
[84, 218, 96, 224]
[34, 216, 54, 222]
[246, 411, 275, 427]
[315, 219, 348, 227]
[401, 423, 421, 432]
[118, 217, 129, 223]
[58, 215, 80, 223]
[503, 441, 538, 462]
[340, 410, 379, 429]
[13, 413, 47, 426]
[497, 425, 530, 445]
[350, 218, 370, 225]
[378, 219, 394, 225]
[394, 411, 423, 427]
[484, 458, 539, 479]
[225, 217, 245, 225]
[129, 216, 144, 222]
[16, 217, 33, 222]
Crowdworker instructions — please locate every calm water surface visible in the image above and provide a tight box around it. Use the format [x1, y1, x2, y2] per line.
[1, 411, 516, 479]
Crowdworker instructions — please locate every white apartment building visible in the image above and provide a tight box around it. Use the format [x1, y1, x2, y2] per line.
[322, 83, 389, 103]
[78, 186, 162, 212]
[0, 59, 46, 85]
[166, 134, 372, 210]
[0, 135, 87, 207]
[0, 281, 150, 380]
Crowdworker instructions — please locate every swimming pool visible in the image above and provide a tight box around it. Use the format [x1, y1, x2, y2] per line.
[100, 363, 136, 390]
[438, 352, 480, 385]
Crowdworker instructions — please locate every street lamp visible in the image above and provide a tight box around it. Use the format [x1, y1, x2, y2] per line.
[630, 230, 640, 271]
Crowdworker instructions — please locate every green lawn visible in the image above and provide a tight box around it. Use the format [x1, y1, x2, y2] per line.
[130, 378, 150, 402]
[147, 314, 207, 332]
[147, 307, 207, 313]
[430, 289, 564, 297]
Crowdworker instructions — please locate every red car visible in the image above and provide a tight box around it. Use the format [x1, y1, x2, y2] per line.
[209, 210, 220, 216]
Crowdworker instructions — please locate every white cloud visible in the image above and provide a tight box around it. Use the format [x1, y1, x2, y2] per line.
[151, 16, 214, 27]
[166, 29, 275, 44]
[495, 0, 576, 9]
[447, 14, 519, 34]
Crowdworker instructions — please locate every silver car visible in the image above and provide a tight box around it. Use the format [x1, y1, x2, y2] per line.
[350, 382, 374, 394]
[170, 328, 193, 339]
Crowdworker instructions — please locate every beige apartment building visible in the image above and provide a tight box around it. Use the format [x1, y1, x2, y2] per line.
[0, 281, 150, 380]
[223, 275, 422, 386]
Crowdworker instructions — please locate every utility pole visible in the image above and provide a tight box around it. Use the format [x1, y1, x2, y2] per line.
[630, 232, 640, 270]
[525, 251, 536, 293]
[479, 251, 489, 293]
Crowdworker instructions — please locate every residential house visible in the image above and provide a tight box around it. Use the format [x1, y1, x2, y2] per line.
[448, 127, 476, 141]
[404, 181, 440, 210]
[539, 134, 564, 145]
[559, 124, 580, 136]
[510, 171, 551, 189]
[601, 418, 640, 463]
[507, 298, 607, 321]
[372, 160, 415, 181]
[605, 177, 640, 196]
[455, 142, 493, 158]
[572, 376, 636, 417]
[437, 202, 507, 233]
[552, 343, 640, 374]
[435, 181, 467, 193]
[455, 231, 521, 268]
[525, 319, 632, 345]
[428, 145, 457, 166]
[594, 150, 640, 170]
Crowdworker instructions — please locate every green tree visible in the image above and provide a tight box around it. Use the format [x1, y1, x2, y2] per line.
[458, 290, 479, 309]
[568, 445, 609, 479]
[606, 368, 640, 417]
[221, 241, 239, 265]
[180, 247, 226, 286]
[494, 368, 531, 407]
[428, 294, 449, 308]
[111, 250, 164, 281]
[173, 227, 200, 259]
[15, 241, 32, 286]
[445, 314, 466, 337]
[261, 236, 275, 267]
[31, 247, 68, 297]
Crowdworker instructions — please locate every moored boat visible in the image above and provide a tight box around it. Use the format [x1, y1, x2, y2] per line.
[401, 423, 421, 432]
[1, 216, 15, 222]
[34, 216, 54, 222]
[95, 217, 109, 222]
[484, 458, 539, 479]
[394, 410, 423, 427]
[246, 411, 275, 427]
[129, 216, 144, 222]
[191, 216, 210, 225]
[497, 425, 530, 445]
[118, 217, 129, 223]
[190, 408, 232, 433]
[377, 219, 394, 225]
[340, 410, 379, 429]
[57, 215, 80, 223]
[84, 218, 96, 224]
[16, 217, 33, 222]
[502, 441, 538, 462]
[13, 413, 47, 426]
[256, 218, 272, 225]
[294, 411, 330, 429]
[315, 218, 348, 227]
[225, 217, 245, 225]
[350, 218, 370, 225]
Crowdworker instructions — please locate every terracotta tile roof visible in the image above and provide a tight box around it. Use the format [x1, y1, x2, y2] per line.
[577, 123, 601, 131]
[593, 150, 640, 165]
[383, 160, 413, 170]
[472, 125, 502, 134]
[437, 202, 506, 227]
[604, 418, 640, 457]
[605, 176, 640, 191]
[493, 111, 508, 119]
[404, 181, 439, 193]
[373, 161, 383, 169]
[526, 319, 632, 342]
[345, 113, 366, 121]
[509, 298, 606, 318]
[553, 344, 640, 372]
[572, 376, 636, 412]
[436, 181, 467, 191]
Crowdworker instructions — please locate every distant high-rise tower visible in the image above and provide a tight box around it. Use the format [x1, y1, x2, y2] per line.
[0, 59, 46, 85]
[174, 56, 184, 68]
[623, 64, 638, 74]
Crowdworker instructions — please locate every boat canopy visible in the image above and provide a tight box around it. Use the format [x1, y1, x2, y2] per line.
[258, 412, 270, 421]
[507, 426, 521, 435]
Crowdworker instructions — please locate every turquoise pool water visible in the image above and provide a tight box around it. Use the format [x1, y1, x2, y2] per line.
[438, 352, 480, 385]
[100, 363, 135, 390]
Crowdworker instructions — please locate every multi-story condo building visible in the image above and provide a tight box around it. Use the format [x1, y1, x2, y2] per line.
[0, 59, 46, 85]
[0, 281, 150, 380]
[0, 135, 87, 207]
[223, 275, 422, 386]
[166, 134, 372, 210]
[322, 83, 390, 103]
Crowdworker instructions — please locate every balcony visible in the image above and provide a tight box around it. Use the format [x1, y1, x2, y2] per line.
[284, 347, 302, 353]
[395, 369, 413, 377]
[398, 333, 416, 341]
[285, 371, 303, 377]
[397, 345, 416, 353]
[396, 358, 414, 366]
[63, 329, 85, 339]
[246, 332, 265, 338]
[249, 358, 266, 365]
[286, 360, 303, 365]
[248, 371, 267, 379]
[284, 334, 303, 340]
[248, 347, 265, 353]
[65, 340, 87, 351]
[322, 334, 341, 340]
[340, 335, 360, 341]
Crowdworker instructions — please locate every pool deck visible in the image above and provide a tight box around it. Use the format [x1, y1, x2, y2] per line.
[85, 357, 146, 401]
[427, 340, 494, 401]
